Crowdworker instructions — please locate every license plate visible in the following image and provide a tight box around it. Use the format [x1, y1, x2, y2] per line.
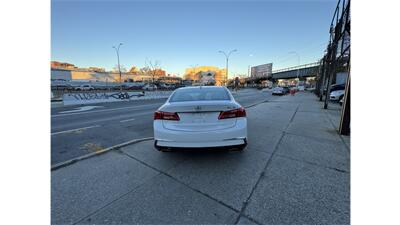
[192, 113, 206, 123]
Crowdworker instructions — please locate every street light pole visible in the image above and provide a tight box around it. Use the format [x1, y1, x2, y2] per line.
[219, 49, 237, 86]
[288, 51, 300, 86]
[113, 43, 123, 92]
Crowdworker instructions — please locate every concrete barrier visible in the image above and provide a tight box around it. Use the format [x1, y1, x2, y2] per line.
[62, 91, 172, 106]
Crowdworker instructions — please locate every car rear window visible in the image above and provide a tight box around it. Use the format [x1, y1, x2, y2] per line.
[169, 88, 231, 102]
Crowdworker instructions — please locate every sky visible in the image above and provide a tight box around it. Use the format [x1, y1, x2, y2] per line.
[51, 0, 337, 77]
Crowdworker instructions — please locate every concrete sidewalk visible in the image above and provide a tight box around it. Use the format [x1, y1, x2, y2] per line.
[52, 92, 350, 225]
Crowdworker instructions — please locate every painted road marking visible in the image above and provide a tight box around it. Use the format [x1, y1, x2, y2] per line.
[59, 106, 103, 114]
[52, 103, 161, 118]
[51, 111, 152, 131]
[51, 125, 100, 135]
[120, 118, 136, 122]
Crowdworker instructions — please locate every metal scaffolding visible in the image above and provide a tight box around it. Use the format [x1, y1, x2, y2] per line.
[315, 0, 350, 135]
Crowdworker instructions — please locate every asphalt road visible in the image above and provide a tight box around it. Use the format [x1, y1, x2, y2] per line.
[51, 88, 278, 165]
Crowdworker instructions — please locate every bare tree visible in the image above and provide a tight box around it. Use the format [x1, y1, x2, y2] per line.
[146, 60, 162, 86]
[139, 65, 150, 75]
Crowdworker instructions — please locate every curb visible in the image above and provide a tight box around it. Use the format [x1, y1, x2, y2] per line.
[51, 137, 154, 171]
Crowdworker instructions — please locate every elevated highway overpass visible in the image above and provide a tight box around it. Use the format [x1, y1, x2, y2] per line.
[271, 62, 320, 80]
[247, 62, 321, 83]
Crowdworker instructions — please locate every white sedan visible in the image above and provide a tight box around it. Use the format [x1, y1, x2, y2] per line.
[272, 87, 285, 95]
[153, 86, 247, 151]
[330, 90, 345, 101]
[142, 84, 158, 91]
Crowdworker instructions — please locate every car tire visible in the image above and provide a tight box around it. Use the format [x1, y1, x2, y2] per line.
[230, 139, 247, 151]
[158, 147, 173, 152]
[154, 141, 173, 152]
[230, 145, 246, 151]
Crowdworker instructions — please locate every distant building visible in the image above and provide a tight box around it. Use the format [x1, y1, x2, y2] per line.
[152, 69, 166, 76]
[184, 66, 226, 86]
[51, 68, 119, 82]
[129, 66, 140, 74]
[87, 67, 106, 72]
[51, 68, 73, 81]
[50, 61, 171, 83]
[51, 61, 77, 70]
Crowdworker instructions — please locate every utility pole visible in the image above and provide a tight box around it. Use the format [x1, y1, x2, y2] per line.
[219, 49, 237, 86]
[324, 41, 339, 109]
[248, 54, 253, 86]
[112, 43, 123, 92]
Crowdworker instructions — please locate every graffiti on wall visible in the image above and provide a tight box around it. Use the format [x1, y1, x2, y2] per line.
[69, 92, 145, 101]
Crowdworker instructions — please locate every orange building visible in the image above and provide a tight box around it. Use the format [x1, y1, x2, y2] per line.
[184, 66, 227, 86]
[51, 61, 77, 70]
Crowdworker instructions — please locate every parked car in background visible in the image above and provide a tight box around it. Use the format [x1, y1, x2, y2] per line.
[306, 87, 316, 91]
[174, 84, 187, 89]
[169, 84, 179, 89]
[143, 84, 158, 91]
[51, 83, 72, 90]
[124, 82, 145, 90]
[158, 83, 171, 89]
[297, 85, 305, 91]
[282, 86, 290, 94]
[272, 87, 285, 95]
[330, 89, 345, 101]
[324, 83, 345, 95]
[111, 84, 123, 91]
[153, 86, 247, 151]
[51, 79, 73, 90]
[75, 84, 95, 91]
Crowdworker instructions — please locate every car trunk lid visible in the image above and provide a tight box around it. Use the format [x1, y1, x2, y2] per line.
[160, 101, 238, 132]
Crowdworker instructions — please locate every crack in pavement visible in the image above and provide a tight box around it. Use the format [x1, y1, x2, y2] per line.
[234, 103, 300, 225]
[274, 153, 350, 174]
[115, 149, 241, 213]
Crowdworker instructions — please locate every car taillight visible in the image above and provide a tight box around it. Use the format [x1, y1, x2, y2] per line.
[218, 107, 246, 120]
[154, 111, 180, 121]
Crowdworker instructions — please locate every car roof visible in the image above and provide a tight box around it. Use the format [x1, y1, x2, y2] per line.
[176, 86, 226, 90]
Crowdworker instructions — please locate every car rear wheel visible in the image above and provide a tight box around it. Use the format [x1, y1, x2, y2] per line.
[158, 147, 173, 152]
[230, 145, 246, 151]
[154, 141, 173, 152]
[230, 139, 247, 151]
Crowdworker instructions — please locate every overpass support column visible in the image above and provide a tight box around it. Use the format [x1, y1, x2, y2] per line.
[318, 59, 328, 101]
[324, 24, 341, 109]
[339, 70, 350, 135]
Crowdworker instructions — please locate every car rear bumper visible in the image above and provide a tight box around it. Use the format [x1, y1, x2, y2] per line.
[153, 119, 247, 148]
[155, 139, 247, 149]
